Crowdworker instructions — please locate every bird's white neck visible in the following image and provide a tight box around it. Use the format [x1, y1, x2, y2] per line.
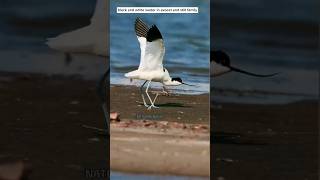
[211, 61, 231, 77]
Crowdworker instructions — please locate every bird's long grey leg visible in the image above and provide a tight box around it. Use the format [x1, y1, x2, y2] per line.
[149, 86, 168, 105]
[162, 86, 170, 96]
[151, 93, 159, 105]
[145, 81, 159, 110]
[140, 80, 149, 107]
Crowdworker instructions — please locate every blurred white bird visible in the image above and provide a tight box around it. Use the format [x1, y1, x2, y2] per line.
[46, 0, 108, 56]
[46, 0, 109, 133]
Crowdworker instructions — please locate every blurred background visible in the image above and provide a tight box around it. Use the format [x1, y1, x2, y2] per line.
[0, 0, 108, 179]
[211, 0, 319, 179]
[0, 0, 106, 78]
[211, 0, 319, 104]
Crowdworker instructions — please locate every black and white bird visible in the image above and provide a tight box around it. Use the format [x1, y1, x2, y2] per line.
[125, 17, 190, 110]
[211, 50, 278, 77]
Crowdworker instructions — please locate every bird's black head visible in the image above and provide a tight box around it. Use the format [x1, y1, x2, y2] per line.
[164, 77, 183, 86]
[211, 50, 231, 67]
[170, 77, 194, 86]
[172, 77, 183, 83]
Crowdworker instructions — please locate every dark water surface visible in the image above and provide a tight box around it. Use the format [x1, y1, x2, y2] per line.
[211, 0, 319, 103]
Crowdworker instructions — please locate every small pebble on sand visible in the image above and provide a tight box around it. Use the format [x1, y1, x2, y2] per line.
[69, 100, 79, 105]
[110, 112, 120, 121]
[88, 138, 100, 142]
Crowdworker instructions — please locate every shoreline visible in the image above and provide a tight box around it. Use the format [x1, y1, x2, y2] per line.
[110, 78, 210, 95]
[110, 85, 210, 124]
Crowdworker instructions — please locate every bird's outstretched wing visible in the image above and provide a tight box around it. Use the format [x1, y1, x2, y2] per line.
[135, 17, 148, 38]
[134, 17, 165, 71]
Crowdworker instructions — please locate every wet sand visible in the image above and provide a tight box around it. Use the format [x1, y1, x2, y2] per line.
[110, 85, 210, 177]
[110, 123, 210, 177]
[0, 72, 108, 180]
[212, 100, 319, 180]
[0, 72, 318, 179]
[110, 85, 210, 124]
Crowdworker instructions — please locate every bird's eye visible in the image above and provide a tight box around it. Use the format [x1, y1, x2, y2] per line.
[163, 68, 165, 72]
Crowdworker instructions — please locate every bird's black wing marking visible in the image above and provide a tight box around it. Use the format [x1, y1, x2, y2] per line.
[230, 66, 279, 77]
[211, 50, 230, 66]
[135, 17, 149, 38]
[147, 25, 163, 42]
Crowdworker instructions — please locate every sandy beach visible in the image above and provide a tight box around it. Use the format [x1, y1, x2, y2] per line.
[110, 85, 210, 177]
[0, 72, 108, 180]
[212, 100, 318, 180]
[110, 85, 210, 124]
[110, 123, 210, 177]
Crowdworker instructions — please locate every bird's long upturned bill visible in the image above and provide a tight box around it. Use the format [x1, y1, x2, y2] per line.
[229, 66, 279, 77]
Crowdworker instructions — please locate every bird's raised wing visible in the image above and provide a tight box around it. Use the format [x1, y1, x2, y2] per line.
[134, 18, 165, 71]
[135, 17, 148, 38]
[135, 18, 149, 70]
[142, 25, 165, 71]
